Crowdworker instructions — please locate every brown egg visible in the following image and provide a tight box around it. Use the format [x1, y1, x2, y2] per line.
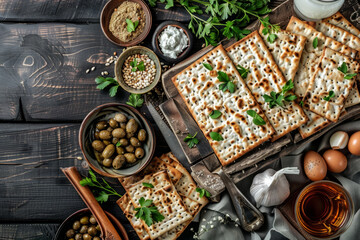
[348, 131, 360, 156]
[323, 149, 347, 173]
[304, 151, 327, 181]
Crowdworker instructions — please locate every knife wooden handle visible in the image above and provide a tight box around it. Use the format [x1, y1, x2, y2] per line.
[61, 167, 122, 240]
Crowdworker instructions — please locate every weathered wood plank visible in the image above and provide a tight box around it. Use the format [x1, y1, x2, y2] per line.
[0, 1, 190, 22]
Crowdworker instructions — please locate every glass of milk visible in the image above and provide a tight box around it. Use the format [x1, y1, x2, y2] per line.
[294, 0, 344, 21]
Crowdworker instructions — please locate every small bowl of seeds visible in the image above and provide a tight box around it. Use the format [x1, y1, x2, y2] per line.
[115, 46, 161, 94]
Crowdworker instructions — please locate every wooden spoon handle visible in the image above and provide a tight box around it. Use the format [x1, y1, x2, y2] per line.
[61, 167, 122, 240]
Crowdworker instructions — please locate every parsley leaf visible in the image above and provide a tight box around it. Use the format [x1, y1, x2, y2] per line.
[210, 110, 222, 119]
[184, 132, 199, 148]
[126, 19, 139, 33]
[209, 131, 223, 141]
[299, 100, 304, 107]
[196, 187, 211, 198]
[263, 79, 297, 108]
[203, 63, 213, 71]
[323, 91, 335, 101]
[95, 76, 119, 97]
[130, 59, 145, 72]
[267, 33, 278, 43]
[116, 142, 122, 147]
[134, 197, 165, 226]
[237, 65, 249, 79]
[142, 182, 154, 188]
[148, 0, 157, 7]
[345, 73, 357, 79]
[313, 37, 318, 48]
[127, 93, 144, 108]
[217, 71, 235, 93]
[337, 62, 357, 80]
[246, 110, 266, 126]
[80, 169, 122, 203]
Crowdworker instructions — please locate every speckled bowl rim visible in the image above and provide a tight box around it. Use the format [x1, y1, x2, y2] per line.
[79, 103, 156, 178]
[114, 46, 162, 94]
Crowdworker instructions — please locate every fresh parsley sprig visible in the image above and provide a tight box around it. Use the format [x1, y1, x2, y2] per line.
[95, 76, 119, 97]
[209, 131, 223, 141]
[126, 18, 139, 33]
[210, 110, 222, 119]
[203, 63, 213, 71]
[196, 187, 211, 198]
[323, 91, 335, 101]
[313, 37, 318, 48]
[263, 79, 297, 108]
[236, 65, 249, 79]
[184, 132, 199, 148]
[337, 62, 357, 80]
[260, 16, 280, 43]
[142, 182, 154, 188]
[130, 59, 145, 72]
[218, 71, 236, 93]
[246, 110, 266, 126]
[127, 93, 144, 108]
[80, 169, 122, 203]
[134, 197, 165, 226]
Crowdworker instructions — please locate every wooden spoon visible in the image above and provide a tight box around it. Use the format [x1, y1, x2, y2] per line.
[61, 166, 122, 240]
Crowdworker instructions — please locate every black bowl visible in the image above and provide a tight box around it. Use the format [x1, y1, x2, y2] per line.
[152, 21, 193, 64]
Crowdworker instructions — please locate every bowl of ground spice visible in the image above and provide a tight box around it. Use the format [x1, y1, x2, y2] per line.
[115, 46, 161, 94]
[101, 0, 152, 47]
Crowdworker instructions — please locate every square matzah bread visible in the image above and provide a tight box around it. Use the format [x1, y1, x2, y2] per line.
[303, 47, 360, 122]
[323, 12, 360, 38]
[299, 109, 330, 139]
[172, 45, 275, 166]
[286, 16, 358, 97]
[127, 171, 192, 239]
[259, 25, 307, 81]
[226, 31, 307, 141]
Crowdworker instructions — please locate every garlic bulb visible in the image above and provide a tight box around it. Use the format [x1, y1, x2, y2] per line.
[330, 131, 349, 149]
[250, 167, 299, 207]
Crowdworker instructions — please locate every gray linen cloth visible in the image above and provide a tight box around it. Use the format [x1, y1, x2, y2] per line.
[197, 120, 360, 240]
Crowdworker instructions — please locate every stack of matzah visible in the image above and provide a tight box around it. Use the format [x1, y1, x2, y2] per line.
[117, 153, 208, 240]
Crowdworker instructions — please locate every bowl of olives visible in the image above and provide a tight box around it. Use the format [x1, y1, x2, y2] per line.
[79, 103, 155, 177]
[54, 208, 129, 240]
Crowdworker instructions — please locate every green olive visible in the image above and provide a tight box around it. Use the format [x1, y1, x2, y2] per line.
[66, 229, 75, 238]
[96, 121, 107, 130]
[126, 119, 138, 134]
[83, 233, 92, 240]
[79, 225, 88, 234]
[115, 113, 127, 123]
[112, 137, 119, 145]
[93, 151, 103, 164]
[120, 123, 126, 129]
[75, 233, 83, 240]
[102, 144, 115, 158]
[125, 145, 135, 153]
[73, 221, 81, 230]
[109, 118, 118, 128]
[106, 127, 113, 132]
[87, 226, 97, 236]
[135, 147, 145, 159]
[102, 158, 113, 167]
[99, 130, 111, 140]
[89, 215, 97, 225]
[119, 138, 128, 146]
[103, 140, 111, 145]
[116, 146, 125, 155]
[138, 129, 147, 142]
[124, 153, 137, 163]
[113, 155, 126, 169]
[80, 216, 89, 225]
[94, 131, 100, 140]
[112, 128, 126, 138]
[92, 140, 105, 152]
[130, 137, 141, 147]
[95, 225, 101, 231]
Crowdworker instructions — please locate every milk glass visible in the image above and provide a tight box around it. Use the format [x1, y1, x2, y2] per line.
[294, 0, 345, 21]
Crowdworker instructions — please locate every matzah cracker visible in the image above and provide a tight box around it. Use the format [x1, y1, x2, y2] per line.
[303, 47, 360, 122]
[259, 25, 307, 81]
[314, 20, 360, 53]
[286, 16, 358, 97]
[127, 171, 192, 239]
[323, 12, 360, 37]
[172, 45, 275, 166]
[226, 31, 307, 140]
[119, 157, 183, 189]
[299, 109, 331, 139]
[345, 84, 360, 108]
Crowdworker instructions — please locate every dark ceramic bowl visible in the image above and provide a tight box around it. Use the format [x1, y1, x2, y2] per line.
[152, 21, 193, 64]
[79, 103, 155, 178]
[100, 0, 152, 47]
[115, 46, 161, 94]
[54, 208, 129, 240]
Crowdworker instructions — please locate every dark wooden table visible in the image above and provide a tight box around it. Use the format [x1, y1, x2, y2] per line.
[0, 0, 340, 239]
